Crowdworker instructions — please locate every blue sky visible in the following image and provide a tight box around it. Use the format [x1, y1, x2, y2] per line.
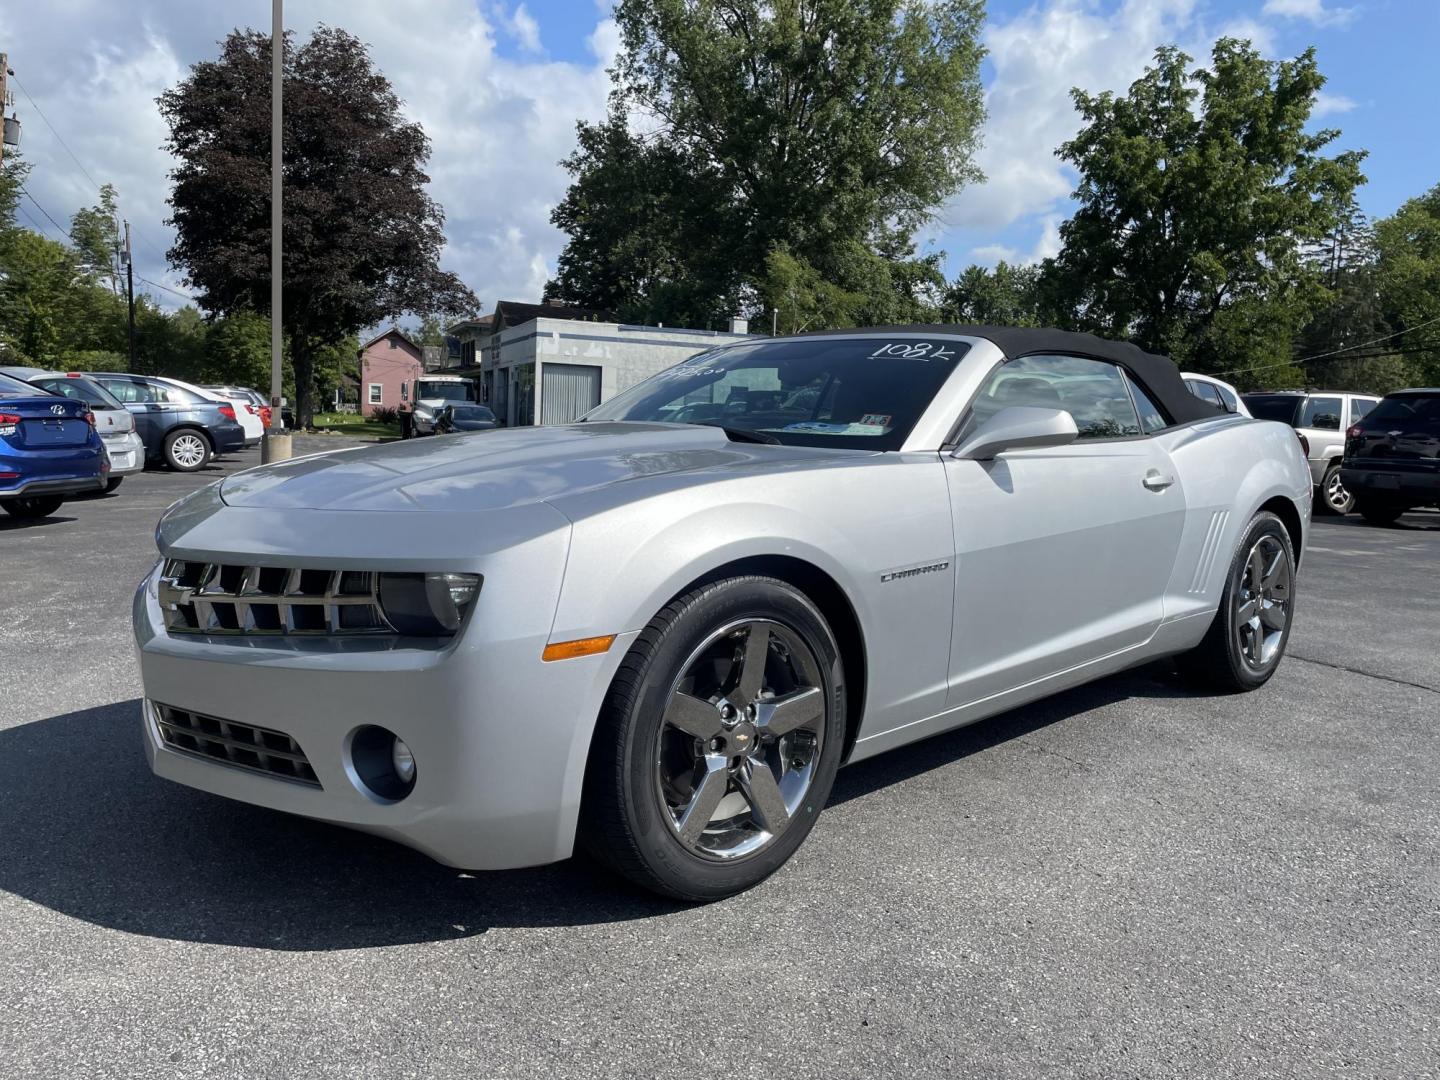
[5, 0, 1437, 315]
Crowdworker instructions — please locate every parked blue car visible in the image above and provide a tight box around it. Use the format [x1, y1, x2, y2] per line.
[0, 371, 107, 520]
[83, 372, 246, 472]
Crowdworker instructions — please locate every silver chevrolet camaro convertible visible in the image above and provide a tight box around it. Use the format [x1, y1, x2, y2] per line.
[135, 326, 1311, 900]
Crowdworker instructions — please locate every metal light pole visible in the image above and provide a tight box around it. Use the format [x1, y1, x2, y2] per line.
[261, 0, 292, 463]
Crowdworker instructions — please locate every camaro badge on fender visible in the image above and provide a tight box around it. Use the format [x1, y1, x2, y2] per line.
[880, 560, 951, 583]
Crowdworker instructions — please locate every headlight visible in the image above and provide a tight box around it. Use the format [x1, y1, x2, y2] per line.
[377, 572, 481, 635]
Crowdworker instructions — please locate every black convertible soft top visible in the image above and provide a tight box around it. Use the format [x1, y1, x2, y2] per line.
[806, 324, 1219, 426]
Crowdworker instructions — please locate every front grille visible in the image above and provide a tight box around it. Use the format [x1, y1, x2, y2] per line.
[158, 559, 391, 636]
[154, 703, 321, 787]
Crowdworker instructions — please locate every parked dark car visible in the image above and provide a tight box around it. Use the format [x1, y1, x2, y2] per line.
[1340, 388, 1440, 525]
[0, 371, 107, 519]
[83, 373, 246, 472]
[434, 404, 499, 433]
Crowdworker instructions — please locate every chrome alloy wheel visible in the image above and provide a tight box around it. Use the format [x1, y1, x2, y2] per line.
[1324, 469, 1351, 512]
[170, 433, 208, 469]
[1234, 534, 1292, 670]
[655, 619, 828, 861]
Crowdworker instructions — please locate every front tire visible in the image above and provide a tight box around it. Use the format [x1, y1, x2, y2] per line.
[164, 429, 211, 472]
[1319, 464, 1353, 514]
[581, 576, 846, 901]
[1176, 511, 1296, 692]
[2, 495, 65, 519]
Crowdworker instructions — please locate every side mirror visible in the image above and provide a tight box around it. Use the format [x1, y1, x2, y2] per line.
[952, 406, 1079, 460]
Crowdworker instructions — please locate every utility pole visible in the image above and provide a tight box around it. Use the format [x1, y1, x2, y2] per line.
[1, 53, 19, 168]
[124, 221, 137, 370]
[261, 0, 292, 463]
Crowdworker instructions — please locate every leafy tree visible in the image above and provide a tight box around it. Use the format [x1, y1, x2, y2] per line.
[0, 229, 93, 364]
[159, 26, 476, 426]
[69, 183, 124, 296]
[941, 261, 1044, 326]
[1048, 40, 1366, 373]
[1375, 183, 1440, 386]
[549, 0, 986, 327]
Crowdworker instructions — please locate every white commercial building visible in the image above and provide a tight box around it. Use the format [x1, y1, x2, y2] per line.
[451, 305, 752, 427]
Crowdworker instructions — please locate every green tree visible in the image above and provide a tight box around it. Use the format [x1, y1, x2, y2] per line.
[159, 26, 476, 426]
[941, 261, 1043, 326]
[548, 0, 986, 327]
[1375, 183, 1440, 386]
[69, 183, 124, 297]
[1048, 40, 1366, 374]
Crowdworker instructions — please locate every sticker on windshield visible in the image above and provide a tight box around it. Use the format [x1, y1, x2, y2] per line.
[781, 421, 889, 436]
[859, 413, 892, 428]
[868, 342, 959, 362]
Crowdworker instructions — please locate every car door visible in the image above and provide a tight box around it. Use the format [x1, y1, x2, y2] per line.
[943, 354, 1187, 708]
[1297, 395, 1344, 482]
[96, 377, 161, 448]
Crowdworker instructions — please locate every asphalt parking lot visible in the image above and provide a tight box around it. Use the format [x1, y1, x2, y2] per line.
[2, 448, 1437, 1080]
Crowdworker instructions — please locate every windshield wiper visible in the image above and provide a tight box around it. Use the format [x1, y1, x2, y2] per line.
[693, 420, 781, 444]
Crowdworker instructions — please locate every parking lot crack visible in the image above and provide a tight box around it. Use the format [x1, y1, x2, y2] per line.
[1288, 653, 1440, 696]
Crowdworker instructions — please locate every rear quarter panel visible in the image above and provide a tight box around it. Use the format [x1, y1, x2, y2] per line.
[1158, 415, 1311, 632]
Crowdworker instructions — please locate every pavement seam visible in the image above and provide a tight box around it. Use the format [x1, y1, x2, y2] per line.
[1288, 653, 1440, 696]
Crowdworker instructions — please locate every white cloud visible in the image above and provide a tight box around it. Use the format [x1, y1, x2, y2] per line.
[1313, 91, 1358, 117]
[1261, 0, 1358, 28]
[503, 4, 543, 54]
[943, 0, 1202, 234]
[4, 0, 614, 313]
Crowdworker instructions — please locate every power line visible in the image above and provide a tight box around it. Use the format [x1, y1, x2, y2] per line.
[1211, 314, 1440, 379]
[8, 73, 104, 193]
[19, 186, 70, 240]
[137, 276, 198, 303]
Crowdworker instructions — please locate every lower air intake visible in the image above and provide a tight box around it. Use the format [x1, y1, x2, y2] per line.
[154, 703, 321, 787]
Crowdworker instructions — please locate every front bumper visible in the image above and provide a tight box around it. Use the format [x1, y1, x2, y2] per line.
[133, 508, 634, 871]
[103, 431, 146, 476]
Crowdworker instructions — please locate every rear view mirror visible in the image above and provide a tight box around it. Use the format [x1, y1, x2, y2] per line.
[952, 406, 1080, 460]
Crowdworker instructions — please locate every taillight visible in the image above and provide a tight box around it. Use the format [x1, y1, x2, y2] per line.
[85, 411, 96, 428]
[260, 406, 273, 428]
[218, 404, 237, 421]
[0, 412, 20, 437]
[1297, 432, 1309, 456]
[1346, 424, 1363, 439]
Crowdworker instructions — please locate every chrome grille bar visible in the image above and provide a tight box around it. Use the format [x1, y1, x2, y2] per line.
[158, 560, 392, 636]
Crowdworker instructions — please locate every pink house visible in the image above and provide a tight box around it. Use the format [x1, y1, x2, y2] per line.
[358, 328, 423, 416]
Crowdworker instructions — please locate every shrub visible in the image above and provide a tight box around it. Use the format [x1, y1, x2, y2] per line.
[370, 406, 400, 424]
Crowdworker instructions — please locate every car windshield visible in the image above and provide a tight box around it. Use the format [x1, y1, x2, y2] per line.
[450, 406, 494, 421]
[29, 375, 125, 410]
[1243, 394, 1302, 424]
[582, 336, 969, 450]
[1365, 393, 1440, 433]
[0, 372, 50, 398]
[419, 381, 474, 402]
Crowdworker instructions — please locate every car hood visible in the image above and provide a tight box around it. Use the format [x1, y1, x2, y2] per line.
[219, 422, 854, 512]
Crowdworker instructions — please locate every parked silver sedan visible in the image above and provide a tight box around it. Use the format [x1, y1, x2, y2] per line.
[134, 327, 1311, 900]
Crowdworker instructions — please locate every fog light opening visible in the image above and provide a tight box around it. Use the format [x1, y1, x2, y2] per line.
[348, 725, 417, 801]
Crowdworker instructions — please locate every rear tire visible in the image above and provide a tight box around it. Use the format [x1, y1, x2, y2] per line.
[1, 495, 65, 519]
[164, 429, 211, 472]
[1176, 511, 1295, 693]
[105, 477, 124, 493]
[1319, 464, 1353, 514]
[1356, 500, 1405, 526]
[580, 576, 845, 901]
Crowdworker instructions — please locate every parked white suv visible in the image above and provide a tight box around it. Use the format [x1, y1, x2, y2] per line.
[1242, 390, 1381, 514]
[1182, 372, 1251, 416]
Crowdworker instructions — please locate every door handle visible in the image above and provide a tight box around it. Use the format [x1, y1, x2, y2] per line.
[1143, 471, 1175, 491]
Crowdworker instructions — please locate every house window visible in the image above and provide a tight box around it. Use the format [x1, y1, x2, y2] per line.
[368, 384, 383, 406]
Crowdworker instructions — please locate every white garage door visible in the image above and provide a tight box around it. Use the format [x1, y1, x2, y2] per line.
[541, 363, 602, 425]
